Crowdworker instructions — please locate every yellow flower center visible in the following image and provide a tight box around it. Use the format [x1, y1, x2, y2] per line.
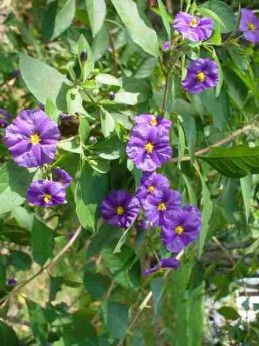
[0, 115, 4, 119]
[190, 18, 198, 28]
[145, 142, 154, 153]
[196, 72, 205, 82]
[175, 225, 184, 235]
[116, 206, 124, 215]
[248, 23, 256, 31]
[43, 194, 52, 204]
[1, 122, 5, 127]
[150, 117, 158, 126]
[158, 202, 166, 211]
[137, 220, 142, 226]
[30, 133, 41, 145]
[148, 185, 155, 193]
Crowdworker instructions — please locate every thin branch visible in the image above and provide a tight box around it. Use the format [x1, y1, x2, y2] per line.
[105, 23, 118, 77]
[212, 236, 235, 266]
[0, 226, 82, 307]
[171, 125, 254, 163]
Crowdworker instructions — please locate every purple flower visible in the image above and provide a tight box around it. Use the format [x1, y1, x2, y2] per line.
[7, 278, 17, 286]
[52, 168, 72, 188]
[173, 12, 213, 41]
[182, 58, 219, 94]
[0, 109, 11, 129]
[27, 180, 67, 207]
[142, 257, 179, 276]
[126, 125, 172, 172]
[143, 189, 181, 227]
[136, 172, 170, 201]
[13, 70, 20, 78]
[136, 219, 149, 231]
[0, 119, 8, 128]
[162, 204, 202, 253]
[163, 41, 170, 51]
[239, 9, 259, 43]
[3, 109, 60, 168]
[38, 103, 45, 111]
[100, 190, 141, 229]
[134, 114, 172, 133]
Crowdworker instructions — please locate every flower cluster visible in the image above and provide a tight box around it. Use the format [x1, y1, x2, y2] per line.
[0, 109, 11, 129]
[239, 9, 259, 43]
[4, 109, 72, 207]
[164, 11, 219, 94]
[100, 115, 202, 275]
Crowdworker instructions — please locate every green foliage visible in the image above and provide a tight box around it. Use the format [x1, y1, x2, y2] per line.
[31, 217, 53, 266]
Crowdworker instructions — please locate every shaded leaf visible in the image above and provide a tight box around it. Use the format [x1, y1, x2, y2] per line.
[86, 0, 106, 37]
[31, 217, 53, 266]
[111, 0, 159, 57]
[107, 302, 129, 339]
[217, 306, 240, 320]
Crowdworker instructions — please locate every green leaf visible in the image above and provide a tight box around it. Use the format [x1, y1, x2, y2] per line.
[58, 137, 82, 154]
[207, 26, 222, 45]
[75, 163, 108, 231]
[0, 258, 6, 290]
[66, 89, 91, 117]
[0, 161, 33, 215]
[102, 245, 141, 289]
[78, 34, 94, 81]
[11, 206, 33, 230]
[79, 118, 90, 143]
[198, 87, 229, 130]
[245, 238, 259, 255]
[111, 0, 159, 57]
[177, 122, 185, 168]
[86, 0, 106, 37]
[151, 277, 164, 317]
[26, 299, 48, 345]
[195, 165, 213, 256]
[199, 1, 235, 33]
[181, 114, 196, 164]
[198, 145, 259, 178]
[107, 302, 129, 339]
[100, 107, 115, 137]
[96, 74, 121, 88]
[217, 306, 240, 320]
[93, 136, 124, 160]
[133, 57, 157, 79]
[49, 276, 63, 302]
[83, 271, 110, 299]
[87, 224, 122, 259]
[11, 250, 32, 271]
[182, 174, 197, 205]
[0, 321, 19, 346]
[114, 91, 148, 105]
[92, 25, 110, 61]
[89, 157, 110, 174]
[31, 217, 53, 266]
[20, 54, 70, 111]
[51, 0, 76, 40]
[157, 0, 171, 40]
[240, 175, 251, 223]
[45, 98, 59, 122]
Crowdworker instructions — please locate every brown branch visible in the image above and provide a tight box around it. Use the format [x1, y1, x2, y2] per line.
[105, 23, 118, 77]
[171, 125, 254, 163]
[0, 226, 82, 307]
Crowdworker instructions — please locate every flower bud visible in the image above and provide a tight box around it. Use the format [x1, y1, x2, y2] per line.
[89, 136, 97, 144]
[80, 50, 87, 62]
[108, 91, 115, 101]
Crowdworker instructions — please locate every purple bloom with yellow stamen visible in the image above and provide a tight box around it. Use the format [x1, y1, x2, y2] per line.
[162, 204, 202, 253]
[182, 58, 219, 94]
[134, 114, 172, 133]
[27, 180, 67, 207]
[173, 12, 213, 41]
[142, 257, 179, 276]
[126, 126, 172, 172]
[3, 109, 60, 167]
[143, 188, 181, 227]
[100, 190, 141, 229]
[52, 168, 72, 188]
[239, 9, 259, 43]
[136, 172, 170, 201]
